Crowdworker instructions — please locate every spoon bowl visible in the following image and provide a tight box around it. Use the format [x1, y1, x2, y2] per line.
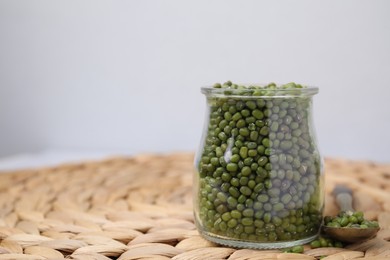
[322, 226, 380, 243]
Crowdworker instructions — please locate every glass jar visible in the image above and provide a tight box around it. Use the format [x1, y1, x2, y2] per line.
[194, 83, 324, 249]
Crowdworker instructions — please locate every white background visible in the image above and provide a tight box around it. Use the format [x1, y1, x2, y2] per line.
[0, 0, 389, 166]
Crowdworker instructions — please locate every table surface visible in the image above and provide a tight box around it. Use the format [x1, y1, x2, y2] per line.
[0, 153, 389, 259]
[0, 150, 128, 172]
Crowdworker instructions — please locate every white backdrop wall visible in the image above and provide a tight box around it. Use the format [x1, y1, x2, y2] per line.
[0, 1, 389, 162]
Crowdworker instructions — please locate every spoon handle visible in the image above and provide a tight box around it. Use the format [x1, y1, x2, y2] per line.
[333, 185, 354, 212]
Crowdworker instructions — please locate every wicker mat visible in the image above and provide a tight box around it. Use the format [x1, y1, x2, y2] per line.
[0, 153, 390, 260]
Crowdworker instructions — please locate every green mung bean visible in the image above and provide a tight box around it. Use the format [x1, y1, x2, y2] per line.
[324, 211, 379, 229]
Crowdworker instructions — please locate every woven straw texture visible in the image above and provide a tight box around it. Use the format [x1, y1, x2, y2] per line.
[0, 153, 389, 260]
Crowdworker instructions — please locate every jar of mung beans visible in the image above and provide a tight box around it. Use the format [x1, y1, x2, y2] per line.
[194, 82, 324, 249]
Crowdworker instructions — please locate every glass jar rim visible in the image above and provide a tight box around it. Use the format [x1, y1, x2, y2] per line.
[201, 84, 319, 98]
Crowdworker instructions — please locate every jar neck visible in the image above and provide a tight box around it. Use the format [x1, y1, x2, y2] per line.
[202, 86, 319, 99]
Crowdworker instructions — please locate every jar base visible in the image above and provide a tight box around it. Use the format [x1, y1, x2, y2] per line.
[199, 230, 318, 249]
